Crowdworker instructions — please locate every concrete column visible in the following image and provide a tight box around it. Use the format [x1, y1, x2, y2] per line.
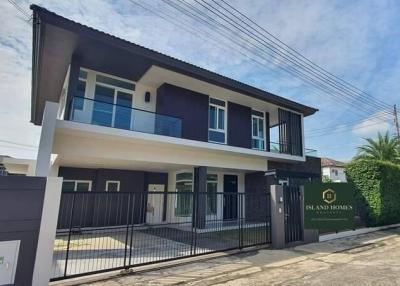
[270, 185, 285, 249]
[193, 166, 207, 229]
[299, 186, 319, 244]
[32, 176, 63, 286]
[35, 101, 59, 177]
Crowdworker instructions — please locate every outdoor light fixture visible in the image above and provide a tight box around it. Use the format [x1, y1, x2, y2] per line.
[145, 91, 151, 102]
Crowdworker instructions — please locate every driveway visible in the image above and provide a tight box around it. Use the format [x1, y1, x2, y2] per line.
[65, 227, 400, 285]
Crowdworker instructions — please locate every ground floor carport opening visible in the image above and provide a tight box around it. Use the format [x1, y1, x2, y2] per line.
[50, 164, 272, 281]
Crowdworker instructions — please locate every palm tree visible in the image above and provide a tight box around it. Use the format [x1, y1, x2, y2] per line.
[355, 131, 400, 163]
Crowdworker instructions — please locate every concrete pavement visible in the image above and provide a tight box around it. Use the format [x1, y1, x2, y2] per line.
[59, 227, 400, 285]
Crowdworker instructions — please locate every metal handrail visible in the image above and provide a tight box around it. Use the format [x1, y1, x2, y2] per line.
[70, 95, 183, 122]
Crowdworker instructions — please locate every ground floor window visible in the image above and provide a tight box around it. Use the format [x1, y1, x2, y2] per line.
[278, 177, 289, 186]
[62, 180, 92, 192]
[207, 174, 218, 215]
[106, 180, 120, 192]
[175, 172, 193, 216]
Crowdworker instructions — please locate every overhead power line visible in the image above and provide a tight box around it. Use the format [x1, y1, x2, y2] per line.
[216, 0, 392, 111]
[306, 113, 390, 135]
[195, 0, 391, 113]
[307, 119, 392, 138]
[128, 0, 396, 131]
[162, 0, 389, 118]
[7, 0, 32, 22]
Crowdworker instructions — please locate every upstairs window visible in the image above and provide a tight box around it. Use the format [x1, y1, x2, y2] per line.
[209, 98, 226, 144]
[252, 110, 265, 150]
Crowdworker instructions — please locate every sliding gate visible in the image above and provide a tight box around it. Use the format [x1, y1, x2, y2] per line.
[51, 191, 271, 280]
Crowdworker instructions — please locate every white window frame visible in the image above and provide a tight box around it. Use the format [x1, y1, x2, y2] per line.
[105, 180, 120, 192]
[82, 68, 135, 128]
[208, 98, 227, 144]
[206, 173, 218, 216]
[63, 180, 92, 192]
[174, 171, 194, 217]
[251, 110, 266, 150]
[278, 178, 289, 186]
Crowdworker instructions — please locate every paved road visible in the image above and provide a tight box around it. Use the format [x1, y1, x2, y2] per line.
[74, 227, 400, 286]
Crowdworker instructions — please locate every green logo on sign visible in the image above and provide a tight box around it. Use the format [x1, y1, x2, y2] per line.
[304, 183, 355, 230]
[0, 256, 4, 265]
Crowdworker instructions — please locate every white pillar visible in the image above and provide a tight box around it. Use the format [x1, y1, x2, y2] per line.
[35, 101, 59, 177]
[32, 176, 63, 286]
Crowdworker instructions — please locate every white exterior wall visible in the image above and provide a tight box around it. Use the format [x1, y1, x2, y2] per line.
[322, 166, 347, 182]
[165, 169, 245, 224]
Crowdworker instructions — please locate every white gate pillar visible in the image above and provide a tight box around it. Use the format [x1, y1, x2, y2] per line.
[32, 177, 63, 286]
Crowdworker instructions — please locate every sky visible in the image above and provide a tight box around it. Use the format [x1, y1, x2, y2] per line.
[0, 0, 399, 161]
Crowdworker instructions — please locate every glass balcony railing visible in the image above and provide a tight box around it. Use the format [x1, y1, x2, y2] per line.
[269, 142, 318, 157]
[269, 141, 303, 156]
[68, 96, 182, 138]
[304, 148, 318, 157]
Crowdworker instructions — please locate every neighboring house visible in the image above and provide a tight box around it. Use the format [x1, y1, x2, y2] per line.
[0, 156, 36, 176]
[30, 5, 321, 228]
[321, 157, 347, 182]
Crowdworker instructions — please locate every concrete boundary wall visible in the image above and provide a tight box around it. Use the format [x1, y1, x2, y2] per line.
[0, 176, 46, 286]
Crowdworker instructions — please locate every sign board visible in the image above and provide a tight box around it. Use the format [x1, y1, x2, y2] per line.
[304, 183, 354, 230]
[0, 240, 20, 285]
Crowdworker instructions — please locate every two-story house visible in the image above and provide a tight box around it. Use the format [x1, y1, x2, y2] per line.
[31, 5, 321, 229]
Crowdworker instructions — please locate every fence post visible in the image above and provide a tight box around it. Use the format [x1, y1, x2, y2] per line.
[63, 192, 76, 278]
[123, 193, 131, 268]
[299, 186, 319, 244]
[270, 185, 286, 249]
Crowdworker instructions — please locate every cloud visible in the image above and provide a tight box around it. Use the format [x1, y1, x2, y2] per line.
[352, 112, 392, 137]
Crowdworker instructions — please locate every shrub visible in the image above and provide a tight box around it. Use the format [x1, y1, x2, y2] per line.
[346, 159, 400, 226]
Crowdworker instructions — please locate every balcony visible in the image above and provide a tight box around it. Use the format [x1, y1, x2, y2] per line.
[68, 96, 182, 138]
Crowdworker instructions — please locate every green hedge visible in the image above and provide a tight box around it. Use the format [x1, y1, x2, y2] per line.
[346, 160, 400, 226]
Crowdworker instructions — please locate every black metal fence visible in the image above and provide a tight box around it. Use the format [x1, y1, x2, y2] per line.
[51, 191, 271, 280]
[283, 186, 303, 244]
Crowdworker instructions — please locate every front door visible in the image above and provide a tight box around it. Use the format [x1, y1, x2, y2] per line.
[223, 175, 238, 220]
[146, 184, 164, 225]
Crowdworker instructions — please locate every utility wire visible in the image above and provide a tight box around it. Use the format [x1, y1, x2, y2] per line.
[166, 0, 394, 118]
[164, 0, 389, 118]
[7, 0, 32, 22]
[128, 0, 394, 132]
[216, 0, 392, 111]
[307, 120, 392, 138]
[197, 0, 391, 113]
[306, 113, 389, 134]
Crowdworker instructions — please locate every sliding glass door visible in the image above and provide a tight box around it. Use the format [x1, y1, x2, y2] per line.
[91, 76, 133, 129]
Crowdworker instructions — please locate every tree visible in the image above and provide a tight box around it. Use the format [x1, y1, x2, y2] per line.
[322, 175, 333, 183]
[354, 131, 400, 163]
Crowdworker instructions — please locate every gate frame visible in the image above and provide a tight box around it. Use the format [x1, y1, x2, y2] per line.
[51, 190, 272, 281]
[270, 185, 318, 249]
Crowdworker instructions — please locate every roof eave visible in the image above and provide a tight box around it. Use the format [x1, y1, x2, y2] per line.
[29, 4, 318, 122]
